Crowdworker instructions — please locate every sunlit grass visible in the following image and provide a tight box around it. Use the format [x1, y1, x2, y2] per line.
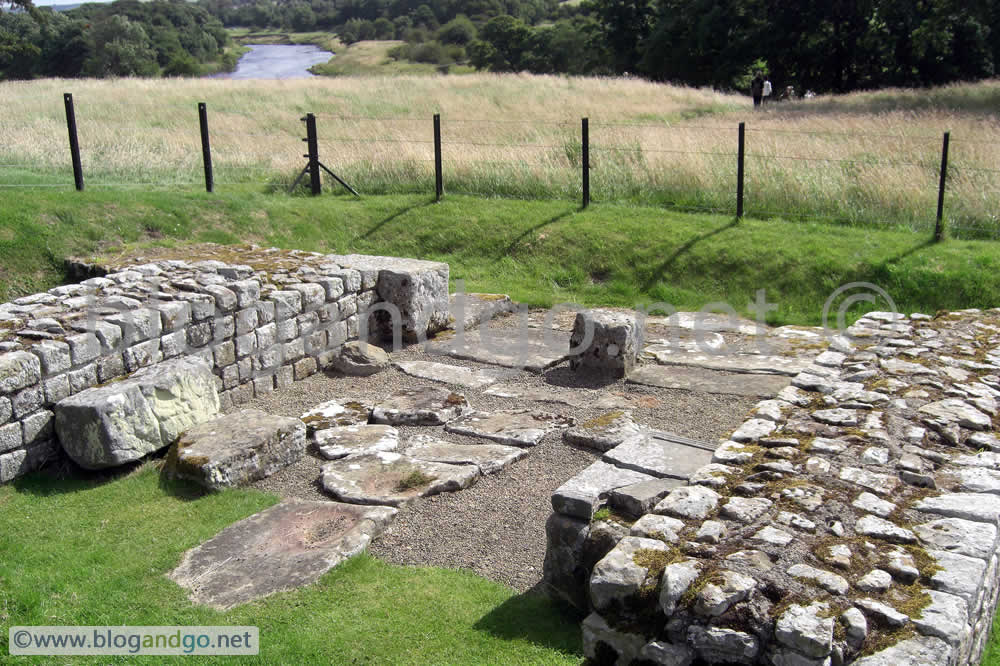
[1, 75, 998, 235]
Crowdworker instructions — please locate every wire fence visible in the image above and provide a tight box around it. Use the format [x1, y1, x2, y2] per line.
[2, 92, 998, 239]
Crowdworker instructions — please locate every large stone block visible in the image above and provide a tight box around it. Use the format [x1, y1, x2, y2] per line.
[569, 309, 639, 379]
[327, 254, 450, 340]
[165, 410, 306, 489]
[55, 357, 219, 469]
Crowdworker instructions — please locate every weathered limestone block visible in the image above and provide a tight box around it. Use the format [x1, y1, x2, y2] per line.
[850, 635, 952, 666]
[774, 602, 834, 659]
[603, 430, 713, 480]
[166, 410, 306, 489]
[589, 535, 671, 612]
[331, 341, 390, 376]
[687, 626, 760, 665]
[563, 410, 644, 452]
[328, 254, 450, 340]
[0, 351, 41, 394]
[568, 309, 639, 379]
[581, 613, 647, 665]
[654, 485, 721, 520]
[55, 357, 218, 469]
[552, 460, 655, 519]
[660, 558, 703, 616]
[692, 570, 756, 617]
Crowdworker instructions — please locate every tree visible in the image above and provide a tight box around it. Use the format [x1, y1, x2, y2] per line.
[588, 0, 653, 74]
[476, 14, 530, 70]
[85, 14, 158, 77]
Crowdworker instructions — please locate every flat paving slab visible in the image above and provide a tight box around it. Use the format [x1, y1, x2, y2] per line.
[483, 383, 631, 409]
[371, 387, 469, 425]
[627, 365, 791, 397]
[644, 349, 812, 376]
[445, 409, 574, 447]
[169, 499, 396, 609]
[402, 433, 528, 474]
[394, 360, 509, 389]
[316, 424, 399, 460]
[602, 430, 716, 480]
[320, 452, 479, 506]
[425, 328, 570, 372]
[551, 460, 656, 519]
[301, 399, 372, 432]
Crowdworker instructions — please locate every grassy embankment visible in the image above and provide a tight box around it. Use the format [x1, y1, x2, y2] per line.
[2, 76, 998, 236]
[2, 188, 999, 325]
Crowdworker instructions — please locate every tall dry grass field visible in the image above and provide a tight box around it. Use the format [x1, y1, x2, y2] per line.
[2, 75, 998, 235]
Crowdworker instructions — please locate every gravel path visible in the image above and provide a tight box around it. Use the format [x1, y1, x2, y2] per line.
[240, 312, 761, 592]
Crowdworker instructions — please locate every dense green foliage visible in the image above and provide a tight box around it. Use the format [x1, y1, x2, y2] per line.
[196, 0, 996, 93]
[0, 0, 232, 79]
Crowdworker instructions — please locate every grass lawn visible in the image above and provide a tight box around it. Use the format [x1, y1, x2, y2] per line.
[1, 188, 999, 325]
[0, 464, 583, 664]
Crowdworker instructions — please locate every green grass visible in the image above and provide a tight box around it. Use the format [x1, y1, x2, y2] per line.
[0, 464, 583, 664]
[1, 188, 999, 325]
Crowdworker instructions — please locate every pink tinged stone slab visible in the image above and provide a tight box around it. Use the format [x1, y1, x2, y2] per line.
[444, 408, 573, 447]
[320, 451, 479, 507]
[168, 499, 396, 609]
[401, 433, 527, 474]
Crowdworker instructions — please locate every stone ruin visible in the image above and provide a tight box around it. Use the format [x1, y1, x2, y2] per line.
[543, 309, 1000, 666]
[2, 246, 1000, 664]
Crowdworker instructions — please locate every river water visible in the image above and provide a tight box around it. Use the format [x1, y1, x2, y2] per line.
[210, 44, 334, 80]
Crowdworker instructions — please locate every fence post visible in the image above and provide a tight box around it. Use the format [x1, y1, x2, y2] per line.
[302, 113, 321, 196]
[935, 131, 950, 242]
[63, 93, 84, 191]
[582, 117, 590, 208]
[434, 113, 443, 202]
[198, 102, 214, 193]
[736, 122, 745, 219]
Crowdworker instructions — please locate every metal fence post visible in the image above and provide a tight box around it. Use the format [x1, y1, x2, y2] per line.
[198, 102, 213, 193]
[64, 93, 84, 191]
[736, 122, 746, 219]
[434, 113, 443, 202]
[303, 113, 321, 196]
[935, 131, 950, 241]
[582, 117, 590, 208]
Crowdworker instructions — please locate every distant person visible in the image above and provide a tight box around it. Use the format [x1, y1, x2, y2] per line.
[751, 73, 763, 108]
[762, 77, 772, 106]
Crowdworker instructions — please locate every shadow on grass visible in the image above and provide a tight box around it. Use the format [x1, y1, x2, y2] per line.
[473, 583, 585, 656]
[358, 198, 438, 239]
[641, 218, 740, 292]
[502, 209, 577, 258]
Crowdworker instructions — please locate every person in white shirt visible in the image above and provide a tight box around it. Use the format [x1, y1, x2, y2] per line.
[762, 78, 772, 106]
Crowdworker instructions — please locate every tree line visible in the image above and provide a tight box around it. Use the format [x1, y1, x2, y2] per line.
[1, 0, 996, 92]
[0, 0, 231, 79]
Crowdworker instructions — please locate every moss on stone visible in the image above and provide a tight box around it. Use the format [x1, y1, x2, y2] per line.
[394, 469, 436, 492]
[581, 411, 626, 429]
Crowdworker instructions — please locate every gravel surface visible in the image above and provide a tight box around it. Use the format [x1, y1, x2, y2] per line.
[239, 311, 762, 592]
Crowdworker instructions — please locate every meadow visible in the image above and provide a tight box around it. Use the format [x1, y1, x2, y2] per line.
[2, 73, 999, 236]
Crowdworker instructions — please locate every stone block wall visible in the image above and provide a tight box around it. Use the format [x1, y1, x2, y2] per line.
[544, 309, 1000, 665]
[0, 248, 448, 483]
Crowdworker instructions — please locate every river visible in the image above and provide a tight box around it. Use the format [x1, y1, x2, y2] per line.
[210, 44, 334, 80]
